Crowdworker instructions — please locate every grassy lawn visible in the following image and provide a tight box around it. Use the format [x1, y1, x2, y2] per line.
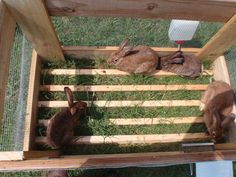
[1, 17, 222, 176]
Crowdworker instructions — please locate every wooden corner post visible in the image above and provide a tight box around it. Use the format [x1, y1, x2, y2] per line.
[23, 50, 41, 151]
[196, 14, 236, 61]
[0, 0, 16, 127]
[3, 0, 64, 61]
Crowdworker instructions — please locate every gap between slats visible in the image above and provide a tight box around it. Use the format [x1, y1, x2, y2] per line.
[38, 100, 201, 108]
[36, 133, 209, 145]
[38, 117, 204, 126]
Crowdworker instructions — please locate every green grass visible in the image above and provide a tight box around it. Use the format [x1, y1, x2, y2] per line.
[38, 106, 202, 120]
[52, 17, 222, 47]
[41, 74, 211, 85]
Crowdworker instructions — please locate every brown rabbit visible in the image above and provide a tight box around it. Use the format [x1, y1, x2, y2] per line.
[107, 39, 159, 74]
[160, 51, 202, 79]
[200, 81, 235, 142]
[46, 87, 87, 149]
[47, 170, 68, 177]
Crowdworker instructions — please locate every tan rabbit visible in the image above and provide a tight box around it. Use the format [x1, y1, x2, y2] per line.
[107, 39, 159, 74]
[160, 51, 202, 79]
[200, 81, 235, 142]
[46, 87, 87, 149]
[47, 170, 68, 177]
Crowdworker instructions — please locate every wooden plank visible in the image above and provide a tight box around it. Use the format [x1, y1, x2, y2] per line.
[40, 84, 208, 92]
[45, 0, 236, 22]
[213, 56, 236, 143]
[23, 151, 60, 159]
[109, 117, 204, 125]
[215, 143, 236, 150]
[42, 69, 212, 76]
[196, 14, 236, 61]
[23, 50, 41, 151]
[0, 0, 16, 126]
[0, 151, 23, 161]
[38, 100, 201, 108]
[39, 117, 204, 126]
[36, 133, 209, 145]
[2, 150, 236, 171]
[3, 0, 64, 61]
[63, 46, 200, 58]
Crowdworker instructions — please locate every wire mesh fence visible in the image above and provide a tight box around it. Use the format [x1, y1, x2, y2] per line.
[225, 49, 236, 99]
[0, 26, 32, 151]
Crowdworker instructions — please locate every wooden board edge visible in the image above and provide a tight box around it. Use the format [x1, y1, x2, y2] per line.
[213, 55, 236, 142]
[38, 100, 201, 108]
[23, 50, 41, 151]
[45, 0, 236, 22]
[35, 133, 209, 145]
[2, 150, 236, 171]
[0, 151, 23, 161]
[23, 151, 60, 159]
[63, 46, 201, 58]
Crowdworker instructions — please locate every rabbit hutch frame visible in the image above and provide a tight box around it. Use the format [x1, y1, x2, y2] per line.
[1, 0, 236, 171]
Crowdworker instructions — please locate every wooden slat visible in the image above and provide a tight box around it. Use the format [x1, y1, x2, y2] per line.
[38, 100, 201, 108]
[40, 84, 208, 92]
[2, 150, 236, 171]
[109, 117, 204, 125]
[0, 151, 23, 161]
[196, 14, 236, 61]
[63, 46, 200, 58]
[23, 50, 41, 151]
[45, 0, 236, 22]
[4, 0, 64, 61]
[42, 69, 212, 76]
[215, 143, 236, 150]
[23, 151, 60, 159]
[36, 133, 209, 145]
[39, 117, 204, 126]
[213, 56, 236, 143]
[0, 0, 16, 125]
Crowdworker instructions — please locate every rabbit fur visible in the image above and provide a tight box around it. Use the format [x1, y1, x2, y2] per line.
[200, 81, 235, 142]
[159, 51, 202, 79]
[46, 87, 87, 149]
[47, 170, 68, 177]
[107, 39, 159, 74]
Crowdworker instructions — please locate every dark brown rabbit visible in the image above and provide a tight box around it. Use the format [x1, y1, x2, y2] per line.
[46, 87, 87, 149]
[47, 170, 68, 177]
[107, 39, 159, 74]
[200, 81, 235, 142]
[159, 51, 202, 79]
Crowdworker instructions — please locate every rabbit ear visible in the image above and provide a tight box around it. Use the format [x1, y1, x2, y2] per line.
[221, 113, 235, 129]
[118, 39, 129, 51]
[122, 46, 134, 57]
[64, 87, 74, 108]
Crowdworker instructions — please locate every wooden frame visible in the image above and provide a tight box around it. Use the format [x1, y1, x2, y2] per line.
[1, 0, 236, 172]
[3, 0, 64, 61]
[0, 0, 15, 127]
[0, 51, 235, 171]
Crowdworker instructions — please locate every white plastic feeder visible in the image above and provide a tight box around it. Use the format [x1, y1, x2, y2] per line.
[168, 20, 199, 50]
